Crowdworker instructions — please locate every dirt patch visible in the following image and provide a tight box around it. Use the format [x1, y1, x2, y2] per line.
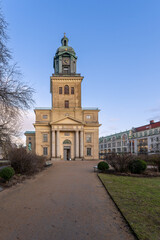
[0, 167, 49, 188]
[0, 174, 34, 188]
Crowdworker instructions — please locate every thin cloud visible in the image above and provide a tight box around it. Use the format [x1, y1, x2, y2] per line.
[100, 125, 119, 137]
[109, 118, 120, 122]
[147, 115, 160, 122]
[147, 106, 160, 112]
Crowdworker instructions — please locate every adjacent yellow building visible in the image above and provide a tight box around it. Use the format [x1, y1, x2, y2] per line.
[25, 35, 101, 160]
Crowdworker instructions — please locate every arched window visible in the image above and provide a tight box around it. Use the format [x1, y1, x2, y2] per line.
[63, 139, 71, 144]
[64, 40, 66, 46]
[64, 85, 69, 94]
[28, 142, 32, 151]
[122, 134, 127, 141]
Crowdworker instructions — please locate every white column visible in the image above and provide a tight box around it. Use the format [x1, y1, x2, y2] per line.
[127, 140, 129, 153]
[134, 139, 137, 154]
[131, 141, 133, 154]
[76, 131, 79, 158]
[121, 138, 122, 152]
[148, 136, 151, 153]
[57, 130, 60, 158]
[52, 130, 55, 158]
[80, 131, 84, 158]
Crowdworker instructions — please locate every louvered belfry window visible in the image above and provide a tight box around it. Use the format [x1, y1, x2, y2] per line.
[64, 85, 69, 94]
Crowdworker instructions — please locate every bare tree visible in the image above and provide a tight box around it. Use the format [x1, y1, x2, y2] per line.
[0, 64, 34, 110]
[0, 8, 34, 156]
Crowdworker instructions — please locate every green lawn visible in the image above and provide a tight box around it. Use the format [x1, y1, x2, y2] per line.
[98, 174, 160, 240]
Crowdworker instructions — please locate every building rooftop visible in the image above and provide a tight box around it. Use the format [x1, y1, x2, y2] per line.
[99, 130, 130, 142]
[24, 131, 35, 134]
[82, 107, 99, 110]
[34, 107, 51, 110]
[135, 120, 160, 132]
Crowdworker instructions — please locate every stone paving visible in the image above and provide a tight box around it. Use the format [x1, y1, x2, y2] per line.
[0, 161, 136, 240]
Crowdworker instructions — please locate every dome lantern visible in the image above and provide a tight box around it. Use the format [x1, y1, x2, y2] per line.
[61, 33, 69, 46]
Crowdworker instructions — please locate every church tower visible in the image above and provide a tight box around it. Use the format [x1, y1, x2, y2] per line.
[25, 35, 101, 161]
[50, 34, 82, 110]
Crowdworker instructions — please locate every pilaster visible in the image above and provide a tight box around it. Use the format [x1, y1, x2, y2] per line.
[52, 130, 55, 158]
[80, 131, 84, 158]
[76, 130, 79, 158]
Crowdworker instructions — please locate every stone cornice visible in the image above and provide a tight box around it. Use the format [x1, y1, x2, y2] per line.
[83, 109, 100, 112]
[34, 123, 50, 127]
[34, 108, 51, 112]
[50, 76, 84, 82]
[84, 123, 102, 127]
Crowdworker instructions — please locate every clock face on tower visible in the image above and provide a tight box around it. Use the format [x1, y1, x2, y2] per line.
[62, 57, 70, 65]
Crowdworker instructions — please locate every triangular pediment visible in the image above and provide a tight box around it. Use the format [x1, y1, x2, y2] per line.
[58, 51, 77, 59]
[51, 117, 84, 125]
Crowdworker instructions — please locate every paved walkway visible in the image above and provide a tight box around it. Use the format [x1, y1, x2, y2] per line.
[0, 161, 135, 240]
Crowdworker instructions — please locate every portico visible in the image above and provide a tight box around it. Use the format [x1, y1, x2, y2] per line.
[51, 119, 84, 160]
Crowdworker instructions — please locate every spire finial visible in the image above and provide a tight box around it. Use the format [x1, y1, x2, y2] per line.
[64, 32, 66, 37]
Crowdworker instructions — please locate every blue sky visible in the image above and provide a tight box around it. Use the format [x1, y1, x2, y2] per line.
[1, 0, 160, 139]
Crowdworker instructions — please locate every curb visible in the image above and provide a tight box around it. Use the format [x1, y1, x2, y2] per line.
[97, 174, 140, 240]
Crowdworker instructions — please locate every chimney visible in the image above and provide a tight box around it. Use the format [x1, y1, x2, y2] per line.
[150, 120, 154, 124]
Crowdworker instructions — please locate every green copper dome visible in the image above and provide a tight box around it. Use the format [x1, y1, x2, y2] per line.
[54, 34, 77, 75]
[55, 34, 77, 59]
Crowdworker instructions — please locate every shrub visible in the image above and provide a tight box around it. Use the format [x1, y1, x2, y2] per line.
[129, 159, 147, 174]
[0, 167, 15, 181]
[148, 155, 160, 172]
[133, 154, 160, 172]
[98, 161, 109, 171]
[8, 147, 46, 175]
[107, 153, 133, 173]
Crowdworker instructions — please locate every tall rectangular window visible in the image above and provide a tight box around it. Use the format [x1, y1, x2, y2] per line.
[71, 87, 74, 94]
[43, 134, 48, 142]
[86, 134, 91, 143]
[59, 87, 62, 94]
[43, 147, 48, 156]
[65, 100, 69, 108]
[87, 148, 91, 156]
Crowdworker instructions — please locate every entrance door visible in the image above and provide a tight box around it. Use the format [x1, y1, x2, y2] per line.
[64, 146, 71, 160]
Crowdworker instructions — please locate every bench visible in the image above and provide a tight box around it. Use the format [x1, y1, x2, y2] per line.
[93, 166, 98, 172]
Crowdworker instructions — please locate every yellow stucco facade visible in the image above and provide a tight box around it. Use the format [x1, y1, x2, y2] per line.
[25, 35, 101, 160]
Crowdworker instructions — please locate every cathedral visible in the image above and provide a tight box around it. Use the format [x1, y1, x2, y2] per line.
[25, 34, 101, 160]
